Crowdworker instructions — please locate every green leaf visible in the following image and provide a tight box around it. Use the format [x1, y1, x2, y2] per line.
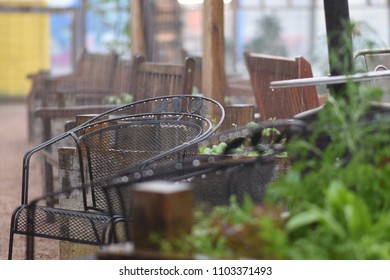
[285, 208, 322, 231]
[286, 206, 346, 239]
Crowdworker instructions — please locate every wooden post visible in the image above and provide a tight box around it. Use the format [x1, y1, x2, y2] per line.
[131, 181, 193, 251]
[131, 0, 146, 57]
[58, 113, 109, 259]
[221, 104, 255, 131]
[58, 146, 98, 259]
[202, 0, 226, 107]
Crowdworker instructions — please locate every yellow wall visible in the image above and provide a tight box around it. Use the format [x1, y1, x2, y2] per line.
[0, 1, 49, 97]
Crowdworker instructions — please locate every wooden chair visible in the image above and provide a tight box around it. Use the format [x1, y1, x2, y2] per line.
[129, 54, 196, 101]
[27, 49, 119, 143]
[354, 48, 390, 102]
[244, 51, 320, 121]
[33, 55, 198, 205]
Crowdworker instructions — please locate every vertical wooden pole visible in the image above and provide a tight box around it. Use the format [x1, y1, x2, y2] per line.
[202, 0, 226, 107]
[131, 0, 146, 57]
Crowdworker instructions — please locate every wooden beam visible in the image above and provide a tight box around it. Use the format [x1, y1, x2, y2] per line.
[131, 0, 146, 57]
[202, 0, 226, 107]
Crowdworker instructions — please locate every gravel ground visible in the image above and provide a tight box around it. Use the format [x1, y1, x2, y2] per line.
[0, 101, 59, 260]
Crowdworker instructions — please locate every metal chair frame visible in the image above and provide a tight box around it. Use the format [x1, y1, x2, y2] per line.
[9, 113, 211, 259]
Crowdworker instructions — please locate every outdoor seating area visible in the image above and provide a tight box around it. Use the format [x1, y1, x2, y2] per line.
[3, 0, 390, 266]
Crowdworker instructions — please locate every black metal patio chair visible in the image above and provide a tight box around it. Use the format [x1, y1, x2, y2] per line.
[8, 110, 217, 259]
[9, 96, 224, 259]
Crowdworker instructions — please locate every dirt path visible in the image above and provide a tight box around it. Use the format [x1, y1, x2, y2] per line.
[0, 101, 59, 260]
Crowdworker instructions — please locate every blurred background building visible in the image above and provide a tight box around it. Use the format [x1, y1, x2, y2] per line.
[0, 0, 389, 98]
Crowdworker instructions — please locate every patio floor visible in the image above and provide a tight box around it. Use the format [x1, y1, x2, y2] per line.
[0, 100, 59, 260]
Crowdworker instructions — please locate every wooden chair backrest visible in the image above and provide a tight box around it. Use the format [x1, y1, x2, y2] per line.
[110, 58, 134, 97]
[72, 49, 118, 92]
[130, 55, 196, 100]
[244, 51, 319, 121]
[354, 49, 390, 102]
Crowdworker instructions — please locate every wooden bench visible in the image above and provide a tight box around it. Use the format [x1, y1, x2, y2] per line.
[244, 51, 320, 121]
[27, 49, 120, 144]
[129, 54, 196, 100]
[33, 55, 198, 202]
[184, 54, 257, 130]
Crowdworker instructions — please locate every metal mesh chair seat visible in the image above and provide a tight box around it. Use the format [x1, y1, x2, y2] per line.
[16, 155, 275, 253]
[11, 204, 115, 245]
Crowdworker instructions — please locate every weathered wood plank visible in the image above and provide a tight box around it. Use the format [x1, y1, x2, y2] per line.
[202, 0, 226, 107]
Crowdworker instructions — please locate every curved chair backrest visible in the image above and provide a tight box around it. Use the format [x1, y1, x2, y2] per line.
[82, 95, 225, 141]
[21, 111, 212, 205]
[78, 113, 210, 212]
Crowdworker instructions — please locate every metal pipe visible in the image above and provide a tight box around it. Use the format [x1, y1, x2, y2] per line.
[270, 70, 390, 89]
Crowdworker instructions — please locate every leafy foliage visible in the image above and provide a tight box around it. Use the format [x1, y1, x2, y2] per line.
[157, 196, 288, 259]
[199, 121, 283, 157]
[104, 92, 133, 104]
[158, 72, 390, 260]
[245, 15, 287, 56]
[264, 81, 390, 259]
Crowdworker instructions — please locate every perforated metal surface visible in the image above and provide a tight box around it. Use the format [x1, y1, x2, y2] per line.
[14, 205, 111, 244]
[82, 119, 202, 211]
[83, 95, 225, 138]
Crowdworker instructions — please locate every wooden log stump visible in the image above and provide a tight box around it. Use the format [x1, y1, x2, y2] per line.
[221, 104, 255, 131]
[131, 181, 193, 251]
[57, 113, 109, 259]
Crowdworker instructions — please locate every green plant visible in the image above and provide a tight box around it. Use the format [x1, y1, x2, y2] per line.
[156, 196, 288, 259]
[199, 121, 283, 157]
[263, 79, 390, 259]
[158, 64, 390, 259]
[104, 92, 133, 104]
[157, 19, 390, 258]
[245, 15, 287, 56]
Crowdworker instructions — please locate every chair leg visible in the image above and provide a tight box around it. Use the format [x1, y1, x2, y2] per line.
[108, 218, 130, 244]
[26, 235, 35, 260]
[8, 231, 14, 260]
